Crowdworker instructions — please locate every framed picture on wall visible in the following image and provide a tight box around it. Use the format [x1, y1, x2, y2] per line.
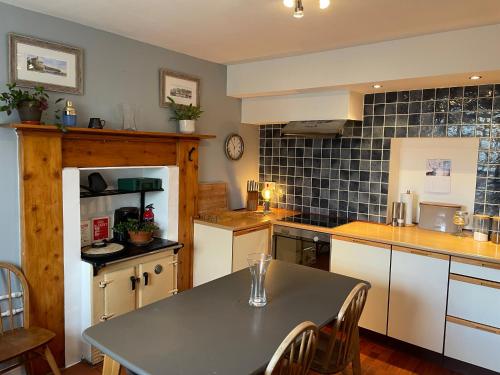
[160, 68, 200, 107]
[8, 33, 84, 95]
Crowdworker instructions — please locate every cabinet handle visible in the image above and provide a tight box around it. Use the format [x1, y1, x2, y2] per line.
[100, 313, 115, 321]
[143, 272, 149, 286]
[130, 276, 139, 291]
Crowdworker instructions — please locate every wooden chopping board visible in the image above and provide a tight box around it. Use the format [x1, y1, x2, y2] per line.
[198, 182, 228, 214]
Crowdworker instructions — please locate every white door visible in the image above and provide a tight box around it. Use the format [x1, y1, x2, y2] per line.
[331, 237, 391, 334]
[102, 266, 137, 321]
[388, 246, 449, 353]
[232, 227, 270, 272]
[137, 255, 176, 308]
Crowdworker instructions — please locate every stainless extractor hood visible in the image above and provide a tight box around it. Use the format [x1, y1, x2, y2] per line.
[280, 119, 362, 138]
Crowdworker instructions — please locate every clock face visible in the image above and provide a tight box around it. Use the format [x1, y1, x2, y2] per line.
[225, 134, 244, 160]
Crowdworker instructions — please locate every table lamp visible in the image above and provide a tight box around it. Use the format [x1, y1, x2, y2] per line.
[261, 183, 273, 214]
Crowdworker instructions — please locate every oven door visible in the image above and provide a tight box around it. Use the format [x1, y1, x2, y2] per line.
[272, 226, 330, 271]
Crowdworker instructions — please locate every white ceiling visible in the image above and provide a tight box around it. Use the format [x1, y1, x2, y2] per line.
[3, 0, 500, 64]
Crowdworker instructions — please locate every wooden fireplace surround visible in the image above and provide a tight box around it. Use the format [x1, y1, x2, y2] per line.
[10, 124, 215, 368]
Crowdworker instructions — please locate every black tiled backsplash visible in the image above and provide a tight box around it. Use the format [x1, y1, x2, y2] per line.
[259, 84, 500, 222]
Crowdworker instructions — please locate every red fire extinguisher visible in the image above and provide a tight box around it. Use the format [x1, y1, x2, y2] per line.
[143, 204, 155, 222]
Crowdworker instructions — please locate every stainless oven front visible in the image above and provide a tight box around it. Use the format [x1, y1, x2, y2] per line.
[272, 225, 331, 271]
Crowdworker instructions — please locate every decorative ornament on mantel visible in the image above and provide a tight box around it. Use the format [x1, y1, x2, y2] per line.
[283, 0, 330, 18]
[167, 96, 203, 134]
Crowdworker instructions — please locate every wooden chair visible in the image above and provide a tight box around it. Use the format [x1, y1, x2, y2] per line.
[0, 262, 60, 375]
[264, 321, 318, 375]
[310, 283, 369, 375]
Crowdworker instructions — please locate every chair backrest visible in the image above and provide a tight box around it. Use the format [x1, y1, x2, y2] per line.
[317, 283, 369, 372]
[0, 262, 29, 333]
[265, 321, 318, 375]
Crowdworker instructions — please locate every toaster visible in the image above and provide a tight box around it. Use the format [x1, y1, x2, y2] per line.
[418, 201, 461, 233]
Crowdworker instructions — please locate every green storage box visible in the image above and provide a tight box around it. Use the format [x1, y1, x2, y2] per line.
[117, 178, 162, 192]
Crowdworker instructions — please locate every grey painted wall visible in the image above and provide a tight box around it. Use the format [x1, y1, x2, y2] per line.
[0, 3, 258, 265]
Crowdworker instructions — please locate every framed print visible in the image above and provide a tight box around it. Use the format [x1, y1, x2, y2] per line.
[9, 33, 84, 95]
[160, 68, 200, 107]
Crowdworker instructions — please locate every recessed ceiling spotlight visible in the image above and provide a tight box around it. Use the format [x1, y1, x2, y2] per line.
[373, 84, 382, 89]
[283, 0, 294, 8]
[469, 75, 482, 80]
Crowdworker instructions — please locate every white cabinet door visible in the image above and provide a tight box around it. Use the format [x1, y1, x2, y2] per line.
[137, 255, 176, 308]
[232, 227, 270, 272]
[445, 317, 500, 373]
[331, 237, 391, 334]
[102, 266, 137, 321]
[193, 223, 233, 286]
[388, 246, 449, 353]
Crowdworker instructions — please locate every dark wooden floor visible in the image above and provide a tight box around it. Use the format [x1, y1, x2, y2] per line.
[63, 332, 492, 375]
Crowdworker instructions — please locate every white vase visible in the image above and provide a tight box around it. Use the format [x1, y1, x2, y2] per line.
[179, 120, 196, 134]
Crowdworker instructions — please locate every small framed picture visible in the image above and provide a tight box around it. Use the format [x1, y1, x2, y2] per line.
[160, 68, 200, 107]
[9, 33, 84, 95]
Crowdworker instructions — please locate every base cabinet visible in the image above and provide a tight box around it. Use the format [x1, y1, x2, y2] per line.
[445, 318, 500, 373]
[331, 236, 390, 334]
[388, 246, 449, 353]
[84, 250, 177, 364]
[232, 227, 270, 272]
[194, 223, 270, 286]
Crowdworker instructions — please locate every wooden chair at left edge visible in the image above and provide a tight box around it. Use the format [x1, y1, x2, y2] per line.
[0, 262, 61, 375]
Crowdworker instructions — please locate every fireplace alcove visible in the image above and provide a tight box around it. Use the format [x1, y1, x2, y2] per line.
[10, 123, 214, 370]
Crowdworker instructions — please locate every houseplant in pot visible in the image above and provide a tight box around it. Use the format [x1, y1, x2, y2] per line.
[0, 83, 51, 124]
[113, 219, 159, 246]
[168, 96, 203, 134]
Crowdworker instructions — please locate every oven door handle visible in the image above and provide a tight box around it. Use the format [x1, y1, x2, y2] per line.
[302, 246, 315, 253]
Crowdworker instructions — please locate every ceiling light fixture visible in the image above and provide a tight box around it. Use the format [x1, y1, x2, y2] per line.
[373, 84, 382, 89]
[294, 0, 304, 18]
[469, 75, 482, 80]
[319, 0, 331, 9]
[285, 0, 330, 18]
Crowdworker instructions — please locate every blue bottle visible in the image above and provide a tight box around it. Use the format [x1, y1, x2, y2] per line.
[62, 100, 77, 127]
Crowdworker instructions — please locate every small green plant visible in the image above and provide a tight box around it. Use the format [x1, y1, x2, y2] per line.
[0, 83, 50, 115]
[168, 96, 203, 121]
[113, 219, 158, 234]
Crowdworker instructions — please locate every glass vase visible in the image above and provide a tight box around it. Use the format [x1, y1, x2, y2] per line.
[247, 253, 272, 307]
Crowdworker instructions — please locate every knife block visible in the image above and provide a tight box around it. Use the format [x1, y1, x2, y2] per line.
[247, 191, 259, 211]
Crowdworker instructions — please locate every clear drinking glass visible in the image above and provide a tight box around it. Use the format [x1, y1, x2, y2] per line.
[247, 253, 272, 307]
[121, 103, 137, 131]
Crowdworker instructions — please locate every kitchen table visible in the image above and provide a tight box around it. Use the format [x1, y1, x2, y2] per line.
[83, 260, 366, 375]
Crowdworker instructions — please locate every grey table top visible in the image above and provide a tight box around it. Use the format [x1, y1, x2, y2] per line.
[83, 260, 366, 375]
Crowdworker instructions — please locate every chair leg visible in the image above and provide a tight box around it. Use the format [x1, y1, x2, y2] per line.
[102, 355, 121, 375]
[351, 327, 361, 375]
[43, 345, 61, 375]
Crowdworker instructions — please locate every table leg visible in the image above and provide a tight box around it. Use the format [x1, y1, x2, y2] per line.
[102, 355, 121, 375]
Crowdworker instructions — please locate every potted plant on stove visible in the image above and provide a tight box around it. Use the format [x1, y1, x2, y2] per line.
[113, 219, 159, 246]
[0, 83, 60, 124]
[168, 96, 203, 134]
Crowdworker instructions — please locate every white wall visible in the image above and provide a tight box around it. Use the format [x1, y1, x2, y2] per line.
[227, 24, 500, 97]
[388, 138, 478, 225]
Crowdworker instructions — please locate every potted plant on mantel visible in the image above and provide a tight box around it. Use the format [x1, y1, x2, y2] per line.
[0, 83, 60, 124]
[113, 219, 159, 246]
[168, 96, 203, 134]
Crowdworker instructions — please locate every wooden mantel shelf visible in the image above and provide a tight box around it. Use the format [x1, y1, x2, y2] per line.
[8, 123, 216, 140]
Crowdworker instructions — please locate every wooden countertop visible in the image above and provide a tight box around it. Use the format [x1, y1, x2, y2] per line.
[194, 208, 297, 231]
[332, 221, 500, 264]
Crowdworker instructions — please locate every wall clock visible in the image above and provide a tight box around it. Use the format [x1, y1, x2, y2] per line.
[224, 133, 244, 160]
